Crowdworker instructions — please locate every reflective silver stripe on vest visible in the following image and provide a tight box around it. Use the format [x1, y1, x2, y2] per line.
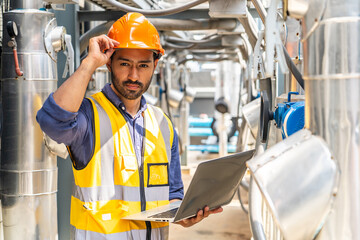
[73, 184, 169, 203]
[145, 185, 169, 201]
[70, 225, 169, 240]
[89, 96, 115, 188]
[148, 105, 172, 164]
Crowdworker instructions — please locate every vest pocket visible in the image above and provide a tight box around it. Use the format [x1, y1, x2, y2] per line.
[83, 201, 130, 234]
[147, 163, 169, 187]
[114, 155, 139, 185]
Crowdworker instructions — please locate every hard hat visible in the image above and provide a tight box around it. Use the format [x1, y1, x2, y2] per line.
[107, 12, 165, 56]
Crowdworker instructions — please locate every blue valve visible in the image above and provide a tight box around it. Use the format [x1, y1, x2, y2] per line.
[274, 92, 305, 138]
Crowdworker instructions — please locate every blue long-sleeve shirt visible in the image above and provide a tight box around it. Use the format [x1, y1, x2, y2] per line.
[36, 83, 184, 200]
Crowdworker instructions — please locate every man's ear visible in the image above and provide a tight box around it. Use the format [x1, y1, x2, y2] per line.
[154, 59, 159, 69]
[106, 59, 111, 72]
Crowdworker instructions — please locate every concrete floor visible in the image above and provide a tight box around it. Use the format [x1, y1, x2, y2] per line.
[169, 151, 252, 240]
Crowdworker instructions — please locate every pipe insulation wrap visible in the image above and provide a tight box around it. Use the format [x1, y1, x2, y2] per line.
[80, 18, 237, 54]
[101, 0, 208, 16]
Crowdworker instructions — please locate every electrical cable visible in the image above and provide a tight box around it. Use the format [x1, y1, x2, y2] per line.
[240, 178, 249, 191]
[282, 45, 304, 89]
[237, 186, 249, 214]
[101, 0, 208, 17]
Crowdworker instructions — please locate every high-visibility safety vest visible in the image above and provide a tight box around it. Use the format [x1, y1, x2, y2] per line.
[69, 92, 174, 240]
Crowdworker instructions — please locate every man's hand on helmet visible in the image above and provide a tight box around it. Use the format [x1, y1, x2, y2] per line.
[87, 34, 119, 70]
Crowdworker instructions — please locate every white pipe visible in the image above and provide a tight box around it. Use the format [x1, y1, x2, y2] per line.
[165, 34, 220, 44]
[101, 0, 208, 16]
[79, 18, 237, 54]
[79, 21, 114, 55]
[150, 18, 237, 31]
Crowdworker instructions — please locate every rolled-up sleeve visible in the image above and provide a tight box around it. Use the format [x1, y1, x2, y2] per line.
[36, 93, 89, 146]
[168, 129, 184, 200]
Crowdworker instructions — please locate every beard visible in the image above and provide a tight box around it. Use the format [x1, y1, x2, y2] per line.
[111, 71, 152, 100]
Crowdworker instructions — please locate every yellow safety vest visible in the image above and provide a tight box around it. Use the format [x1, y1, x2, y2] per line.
[69, 92, 174, 239]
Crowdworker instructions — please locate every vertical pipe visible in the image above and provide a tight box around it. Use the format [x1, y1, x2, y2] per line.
[302, 0, 360, 239]
[218, 114, 228, 156]
[54, 5, 80, 239]
[179, 67, 190, 165]
[0, 200, 3, 240]
[1, 10, 58, 239]
[6, 0, 44, 10]
[248, 176, 266, 240]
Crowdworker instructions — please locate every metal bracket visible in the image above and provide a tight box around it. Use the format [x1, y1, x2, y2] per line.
[265, 0, 288, 77]
[62, 34, 74, 78]
[253, 31, 265, 81]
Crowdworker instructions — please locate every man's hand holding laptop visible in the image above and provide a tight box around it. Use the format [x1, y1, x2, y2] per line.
[170, 199, 223, 227]
[122, 150, 255, 226]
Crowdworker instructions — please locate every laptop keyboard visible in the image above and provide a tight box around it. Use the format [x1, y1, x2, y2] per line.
[149, 207, 179, 219]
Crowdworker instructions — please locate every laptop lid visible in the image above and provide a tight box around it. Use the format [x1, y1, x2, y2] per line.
[173, 149, 255, 221]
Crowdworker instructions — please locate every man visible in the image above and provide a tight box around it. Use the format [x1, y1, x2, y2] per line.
[37, 12, 222, 239]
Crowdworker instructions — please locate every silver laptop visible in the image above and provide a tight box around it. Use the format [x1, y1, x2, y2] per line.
[122, 149, 255, 223]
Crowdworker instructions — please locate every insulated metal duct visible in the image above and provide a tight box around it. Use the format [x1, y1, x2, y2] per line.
[4, 0, 44, 10]
[79, 18, 238, 55]
[0, 10, 59, 239]
[302, 0, 360, 239]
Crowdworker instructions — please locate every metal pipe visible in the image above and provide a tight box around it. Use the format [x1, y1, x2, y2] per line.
[178, 56, 237, 65]
[164, 41, 195, 49]
[163, 36, 223, 49]
[0, 200, 3, 240]
[302, 0, 360, 238]
[249, 176, 267, 240]
[251, 0, 267, 23]
[218, 114, 228, 157]
[77, 9, 211, 22]
[101, 0, 208, 17]
[165, 34, 220, 44]
[1, 9, 58, 239]
[238, 13, 258, 49]
[151, 18, 238, 31]
[79, 18, 237, 55]
[12, 48, 23, 76]
[6, 0, 43, 10]
[79, 21, 114, 55]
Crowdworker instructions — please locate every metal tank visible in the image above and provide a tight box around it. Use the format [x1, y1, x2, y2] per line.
[0, 10, 60, 239]
[302, 0, 360, 239]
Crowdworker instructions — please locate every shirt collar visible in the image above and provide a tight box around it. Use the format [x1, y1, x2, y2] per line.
[102, 83, 148, 116]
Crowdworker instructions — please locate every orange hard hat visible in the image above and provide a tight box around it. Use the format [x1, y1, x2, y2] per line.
[107, 12, 164, 56]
